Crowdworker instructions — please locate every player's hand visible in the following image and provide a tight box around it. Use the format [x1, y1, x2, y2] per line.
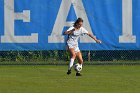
[69, 29, 75, 34]
[71, 29, 75, 31]
[96, 40, 102, 43]
[73, 28, 79, 31]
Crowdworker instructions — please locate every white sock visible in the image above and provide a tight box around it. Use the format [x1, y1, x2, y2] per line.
[79, 63, 83, 67]
[79, 63, 82, 65]
[68, 58, 74, 70]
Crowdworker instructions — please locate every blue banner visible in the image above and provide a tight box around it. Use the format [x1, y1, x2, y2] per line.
[0, 0, 140, 50]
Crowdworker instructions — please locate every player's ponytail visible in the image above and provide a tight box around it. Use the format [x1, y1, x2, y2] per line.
[73, 18, 83, 27]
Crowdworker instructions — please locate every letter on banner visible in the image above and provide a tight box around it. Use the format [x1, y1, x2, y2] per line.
[48, 0, 95, 43]
[119, 0, 136, 43]
[1, 0, 38, 43]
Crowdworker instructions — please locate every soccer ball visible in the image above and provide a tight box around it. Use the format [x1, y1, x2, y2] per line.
[74, 63, 82, 72]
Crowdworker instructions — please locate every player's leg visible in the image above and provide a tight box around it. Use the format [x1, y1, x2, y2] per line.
[76, 51, 83, 64]
[67, 48, 76, 75]
[75, 51, 83, 76]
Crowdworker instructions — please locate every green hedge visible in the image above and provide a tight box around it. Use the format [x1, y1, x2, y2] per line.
[0, 50, 140, 62]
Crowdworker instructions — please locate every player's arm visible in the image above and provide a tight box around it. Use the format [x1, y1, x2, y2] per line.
[87, 32, 102, 43]
[63, 29, 75, 35]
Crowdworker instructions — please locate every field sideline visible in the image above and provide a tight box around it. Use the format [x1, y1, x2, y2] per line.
[0, 65, 140, 93]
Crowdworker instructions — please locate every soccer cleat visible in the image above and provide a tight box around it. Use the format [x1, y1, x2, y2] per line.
[67, 70, 71, 75]
[76, 72, 82, 76]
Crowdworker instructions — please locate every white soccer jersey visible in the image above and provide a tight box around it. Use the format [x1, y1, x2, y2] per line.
[66, 26, 88, 48]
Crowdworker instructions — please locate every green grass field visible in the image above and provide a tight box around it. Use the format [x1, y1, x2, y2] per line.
[0, 65, 140, 93]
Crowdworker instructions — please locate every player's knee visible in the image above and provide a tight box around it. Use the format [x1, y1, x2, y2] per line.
[71, 54, 76, 59]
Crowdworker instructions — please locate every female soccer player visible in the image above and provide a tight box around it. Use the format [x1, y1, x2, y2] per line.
[63, 18, 101, 76]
